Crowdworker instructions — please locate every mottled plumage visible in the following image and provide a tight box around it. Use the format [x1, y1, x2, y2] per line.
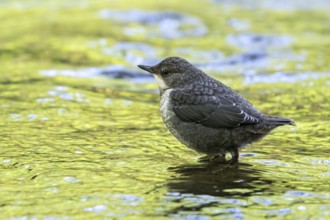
[138, 57, 294, 164]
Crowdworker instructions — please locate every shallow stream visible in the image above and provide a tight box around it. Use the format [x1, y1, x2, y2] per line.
[1, 0, 329, 219]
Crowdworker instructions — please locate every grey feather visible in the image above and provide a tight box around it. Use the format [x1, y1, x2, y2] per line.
[172, 90, 259, 128]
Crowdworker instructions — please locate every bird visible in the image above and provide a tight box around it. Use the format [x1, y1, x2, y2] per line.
[138, 57, 295, 165]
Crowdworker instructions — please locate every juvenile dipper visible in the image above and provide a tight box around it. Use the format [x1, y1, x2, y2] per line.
[138, 57, 294, 164]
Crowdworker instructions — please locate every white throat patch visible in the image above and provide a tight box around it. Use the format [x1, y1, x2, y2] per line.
[154, 74, 169, 90]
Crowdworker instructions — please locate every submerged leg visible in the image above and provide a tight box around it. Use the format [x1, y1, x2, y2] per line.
[210, 154, 227, 163]
[198, 148, 239, 165]
[228, 147, 239, 165]
[198, 154, 226, 163]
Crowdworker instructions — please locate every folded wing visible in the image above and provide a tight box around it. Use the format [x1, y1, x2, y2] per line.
[171, 90, 259, 128]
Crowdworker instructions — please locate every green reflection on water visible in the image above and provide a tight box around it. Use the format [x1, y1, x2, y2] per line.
[1, 0, 330, 219]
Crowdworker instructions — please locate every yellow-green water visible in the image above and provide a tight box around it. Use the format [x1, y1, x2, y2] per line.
[1, 0, 329, 219]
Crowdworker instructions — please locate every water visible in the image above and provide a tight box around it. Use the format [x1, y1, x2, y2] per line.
[1, 0, 329, 219]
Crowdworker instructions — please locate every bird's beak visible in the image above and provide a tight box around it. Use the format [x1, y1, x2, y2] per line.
[137, 65, 154, 74]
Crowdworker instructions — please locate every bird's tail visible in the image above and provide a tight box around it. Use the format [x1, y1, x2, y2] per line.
[266, 116, 296, 126]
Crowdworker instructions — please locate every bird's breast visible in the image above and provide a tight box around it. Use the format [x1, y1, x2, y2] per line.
[160, 89, 176, 123]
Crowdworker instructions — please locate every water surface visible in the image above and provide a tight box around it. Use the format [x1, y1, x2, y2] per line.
[0, 0, 329, 219]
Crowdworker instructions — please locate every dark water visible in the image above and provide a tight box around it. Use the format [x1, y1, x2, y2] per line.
[0, 0, 329, 219]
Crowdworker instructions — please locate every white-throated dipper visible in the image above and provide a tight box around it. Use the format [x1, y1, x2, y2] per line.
[138, 57, 295, 164]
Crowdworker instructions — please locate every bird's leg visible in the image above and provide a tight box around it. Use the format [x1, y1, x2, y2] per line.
[228, 147, 239, 165]
[198, 155, 212, 163]
[210, 154, 227, 163]
[198, 154, 226, 163]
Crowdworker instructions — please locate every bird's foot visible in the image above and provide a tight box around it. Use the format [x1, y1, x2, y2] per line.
[210, 155, 227, 164]
[198, 154, 227, 164]
[198, 148, 240, 166]
[228, 148, 239, 166]
[228, 158, 239, 167]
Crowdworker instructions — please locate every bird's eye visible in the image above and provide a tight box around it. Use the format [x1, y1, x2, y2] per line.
[161, 70, 170, 76]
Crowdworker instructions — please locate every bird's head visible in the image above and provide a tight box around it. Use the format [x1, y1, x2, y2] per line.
[138, 57, 201, 90]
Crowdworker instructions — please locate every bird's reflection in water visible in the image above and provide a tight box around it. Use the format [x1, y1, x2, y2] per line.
[167, 161, 273, 197]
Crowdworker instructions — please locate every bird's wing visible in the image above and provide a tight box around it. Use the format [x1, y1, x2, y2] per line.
[171, 89, 259, 128]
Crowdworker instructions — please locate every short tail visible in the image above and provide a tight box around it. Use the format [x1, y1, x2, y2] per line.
[266, 116, 296, 126]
